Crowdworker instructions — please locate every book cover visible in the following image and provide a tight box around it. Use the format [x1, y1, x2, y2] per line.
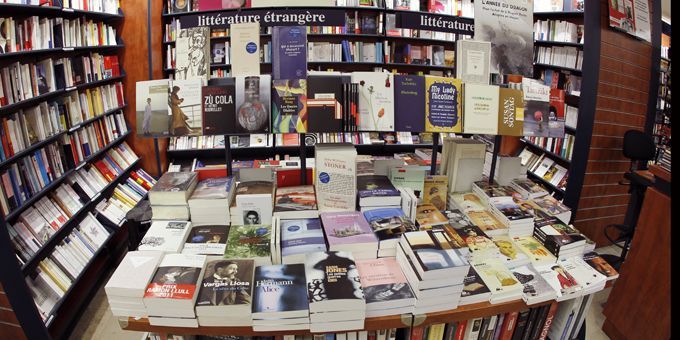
[456, 40, 491, 85]
[356, 175, 400, 198]
[281, 219, 327, 257]
[320, 211, 378, 247]
[497, 88, 525, 136]
[470, 257, 523, 295]
[512, 236, 556, 264]
[452, 223, 496, 253]
[231, 22, 261, 77]
[491, 235, 529, 264]
[493, 202, 534, 221]
[271, 78, 308, 133]
[202, 82, 236, 136]
[224, 225, 272, 259]
[315, 145, 357, 211]
[450, 192, 487, 213]
[304, 251, 365, 303]
[183, 225, 229, 255]
[144, 253, 205, 300]
[463, 84, 499, 135]
[355, 258, 415, 304]
[547, 88, 566, 138]
[582, 252, 619, 280]
[272, 26, 307, 80]
[461, 266, 492, 300]
[534, 263, 581, 297]
[136, 79, 171, 137]
[274, 185, 317, 212]
[522, 79, 551, 137]
[306, 75, 348, 133]
[252, 264, 309, 314]
[424, 76, 462, 133]
[235, 75, 271, 133]
[174, 27, 210, 81]
[362, 208, 417, 244]
[168, 79, 203, 136]
[394, 75, 425, 132]
[415, 203, 448, 227]
[402, 230, 468, 271]
[151, 172, 197, 193]
[196, 258, 254, 307]
[190, 177, 234, 200]
[423, 175, 448, 211]
[351, 72, 395, 131]
[511, 265, 555, 299]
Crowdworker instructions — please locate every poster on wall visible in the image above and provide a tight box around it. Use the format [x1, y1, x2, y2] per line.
[474, 0, 534, 77]
[607, 0, 635, 35]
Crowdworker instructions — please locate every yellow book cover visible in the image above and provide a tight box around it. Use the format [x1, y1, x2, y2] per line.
[85, 89, 95, 119]
[38, 261, 68, 292]
[497, 88, 524, 136]
[424, 76, 462, 132]
[112, 189, 135, 207]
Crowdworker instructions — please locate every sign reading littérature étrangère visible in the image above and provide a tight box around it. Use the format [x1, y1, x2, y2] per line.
[396, 11, 474, 36]
[179, 9, 347, 28]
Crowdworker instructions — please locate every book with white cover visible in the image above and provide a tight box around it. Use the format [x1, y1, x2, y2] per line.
[138, 221, 192, 253]
[143, 253, 207, 318]
[234, 180, 274, 226]
[456, 40, 491, 85]
[351, 72, 395, 131]
[463, 84, 499, 135]
[534, 263, 583, 301]
[510, 264, 558, 304]
[315, 144, 357, 211]
[559, 257, 607, 294]
[470, 257, 524, 304]
[105, 250, 164, 299]
[231, 22, 261, 76]
[280, 218, 327, 264]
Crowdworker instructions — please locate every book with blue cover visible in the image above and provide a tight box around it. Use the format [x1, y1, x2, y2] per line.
[394, 75, 425, 132]
[363, 208, 417, 251]
[272, 26, 308, 80]
[280, 218, 326, 264]
[252, 264, 309, 319]
[356, 175, 401, 207]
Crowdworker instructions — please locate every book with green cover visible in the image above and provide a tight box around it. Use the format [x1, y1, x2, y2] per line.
[224, 224, 272, 264]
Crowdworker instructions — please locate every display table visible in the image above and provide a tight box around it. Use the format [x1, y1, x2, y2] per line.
[602, 164, 670, 339]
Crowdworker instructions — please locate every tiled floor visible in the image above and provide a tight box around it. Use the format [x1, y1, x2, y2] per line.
[69, 245, 624, 340]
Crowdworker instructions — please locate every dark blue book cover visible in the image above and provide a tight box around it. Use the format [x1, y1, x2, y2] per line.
[272, 26, 307, 80]
[356, 175, 400, 198]
[363, 208, 417, 242]
[252, 264, 309, 314]
[394, 75, 425, 132]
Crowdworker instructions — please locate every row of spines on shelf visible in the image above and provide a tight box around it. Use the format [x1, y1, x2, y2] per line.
[534, 46, 583, 72]
[0, 53, 122, 108]
[0, 117, 130, 219]
[0, 82, 125, 162]
[522, 134, 576, 163]
[0, 15, 119, 55]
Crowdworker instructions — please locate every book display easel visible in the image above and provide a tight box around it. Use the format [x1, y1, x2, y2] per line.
[0, 2, 150, 338]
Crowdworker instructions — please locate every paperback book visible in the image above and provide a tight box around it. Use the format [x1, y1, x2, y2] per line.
[182, 225, 229, 255]
[252, 264, 309, 319]
[195, 258, 254, 316]
[304, 251, 366, 313]
[235, 75, 271, 134]
[202, 80, 236, 135]
[362, 208, 417, 252]
[273, 185, 318, 219]
[271, 79, 308, 133]
[280, 218, 327, 264]
[424, 76, 462, 133]
[174, 27, 210, 81]
[224, 224, 272, 265]
[355, 258, 416, 313]
[136, 79, 171, 137]
[351, 72, 395, 131]
[168, 79, 203, 136]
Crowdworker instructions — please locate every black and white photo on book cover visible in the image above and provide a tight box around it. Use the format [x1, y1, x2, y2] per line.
[474, 0, 534, 77]
[197, 259, 254, 307]
[136, 79, 170, 137]
[305, 251, 364, 303]
[252, 264, 308, 314]
[175, 27, 210, 81]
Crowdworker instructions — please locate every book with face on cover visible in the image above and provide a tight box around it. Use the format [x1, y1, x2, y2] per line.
[252, 264, 309, 318]
[415, 203, 448, 228]
[304, 251, 365, 312]
[355, 258, 416, 310]
[235, 180, 274, 226]
[195, 258, 254, 314]
[491, 235, 530, 268]
[423, 175, 448, 211]
[534, 262, 583, 301]
[273, 185, 318, 219]
[182, 225, 229, 255]
[582, 252, 619, 281]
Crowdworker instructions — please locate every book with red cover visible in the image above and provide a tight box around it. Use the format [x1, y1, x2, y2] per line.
[129, 171, 153, 190]
[454, 320, 467, 340]
[195, 167, 228, 181]
[276, 168, 314, 187]
[537, 302, 559, 340]
[94, 160, 116, 182]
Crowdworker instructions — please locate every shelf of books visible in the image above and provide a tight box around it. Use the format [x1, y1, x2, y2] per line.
[0, 2, 148, 338]
[653, 28, 671, 171]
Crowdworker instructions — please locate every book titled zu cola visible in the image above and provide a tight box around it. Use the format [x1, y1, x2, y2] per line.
[202, 80, 236, 135]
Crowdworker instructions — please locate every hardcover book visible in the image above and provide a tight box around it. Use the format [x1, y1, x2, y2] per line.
[231, 22, 261, 77]
[497, 88, 525, 136]
[351, 72, 395, 131]
[355, 258, 415, 307]
[281, 219, 327, 260]
[235, 75, 271, 133]
[362, 208, 417, 248]
[168, 79, 204, 136]
[196, 258, 254, 310]
[463, 84, 499, 135]
[424, 76, 462, 133]
[175, 27, 210, 81]
[182, 225, 229, 255]
[271, 79, 307, 133]
[252, 264, 309, 317]
[202, 81, 236, 135]
[394, 75, 425, 132]
[272, 26, 308, 80]
[304, 251, 365, 312]
[136, 79, 171, 137]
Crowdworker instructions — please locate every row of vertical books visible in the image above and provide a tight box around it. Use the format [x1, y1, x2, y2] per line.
[61, 110, 129, 165]
[0, 53, 121, 107]
[0, 16, 118, 54]
[6, 141, 140, 264]
[0, 81, 125, 162]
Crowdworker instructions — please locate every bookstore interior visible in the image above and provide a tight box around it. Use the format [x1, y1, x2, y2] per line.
[0, 0, 671, 340]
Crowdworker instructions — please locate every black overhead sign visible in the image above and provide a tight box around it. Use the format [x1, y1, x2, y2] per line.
[179, 9, 347, 28]
[396, 11, 475, 36]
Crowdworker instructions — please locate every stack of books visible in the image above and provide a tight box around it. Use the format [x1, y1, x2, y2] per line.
[187, 177, 235, 226]
[149, 172, 198, 220]
[273, 185, 319, 219]
[138, 220, 192, 253]
[459, 267, 492, 305]
[181, 225, 229, 256]
[230, 180, 274, 226]
[356, 175, 402, 212]
[582, 252, 619, 281]
[414, 203, 449, 229]
[523, 195, 572, 224]
[532, 216, 586, 259]
[510, 264, 558, 305]
[195, 258, 255, 327]
[320, 211, 379, 260]
[104, 250, 164, 318]
[488, 200, 534, 237]
[224, 224, 274, 266]
[251, 264, 310, 331]
[490, 235, 531, 268]
[356, 258, 416, 317]
[143, 253, 207, 327]
[278, 218, 327, 264]
[534, 262, 583, 302]
[362, 208, 417, 257]
[396, 230, 469, 314]
[450, 193, 508, 236]
[512, 236, 558, 267]
[305, 251, 366, 333]
[559, 256, 608, 295]
[470, 257, 524, 304]
[509, 178, 550, 200]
